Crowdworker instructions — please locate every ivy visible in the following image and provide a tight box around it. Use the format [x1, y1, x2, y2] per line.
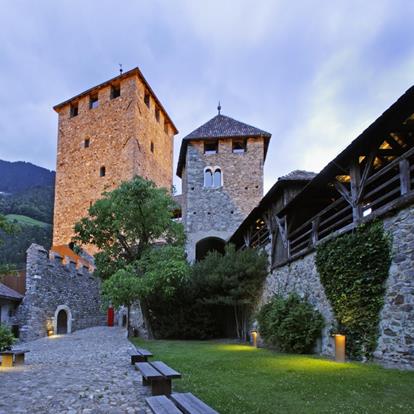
[315, 221, 391, 359]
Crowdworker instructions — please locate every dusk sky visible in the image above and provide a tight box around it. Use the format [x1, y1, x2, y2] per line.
[1, 0, 414, 192]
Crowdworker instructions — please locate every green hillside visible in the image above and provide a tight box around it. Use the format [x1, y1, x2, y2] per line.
[6, 214, 50, 228]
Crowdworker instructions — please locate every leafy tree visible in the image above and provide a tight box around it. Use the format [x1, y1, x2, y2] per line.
[191, 244, 268, 340]
[73, 176, 184, 279]
[0, 213, 19, 275]
[0, 324, 16, 351]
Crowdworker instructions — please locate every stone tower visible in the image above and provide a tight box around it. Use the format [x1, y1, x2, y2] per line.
[52, 68, 178, 249]
[177, 112, 271, 261]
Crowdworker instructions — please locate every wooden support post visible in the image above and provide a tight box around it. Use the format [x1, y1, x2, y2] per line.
[350, 159, 362, 223]
[312, 218, 320, 246]
[399, 159, 411, 195]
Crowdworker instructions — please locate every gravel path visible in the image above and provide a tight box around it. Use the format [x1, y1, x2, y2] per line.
[0, 327, 151, 414]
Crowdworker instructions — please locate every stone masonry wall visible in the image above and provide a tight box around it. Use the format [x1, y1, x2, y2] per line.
[16, 244, 106, 342]
[262, 204, 414, 369]
[183, 137, 264, 261]
[53, 72, 175, 248]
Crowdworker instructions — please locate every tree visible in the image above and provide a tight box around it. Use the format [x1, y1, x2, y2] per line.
[0, 214, 19, 275]
[73, 176, 184, 279]
[191, 244, 268, 341]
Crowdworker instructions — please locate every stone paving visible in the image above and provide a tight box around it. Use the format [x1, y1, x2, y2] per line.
[0, 327, 151, 414]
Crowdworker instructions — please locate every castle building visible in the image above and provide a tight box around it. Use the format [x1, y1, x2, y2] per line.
[177, 110, 271, 261]
[52, 68, 178, 249]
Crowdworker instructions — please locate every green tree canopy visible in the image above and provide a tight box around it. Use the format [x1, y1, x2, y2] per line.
[73, 176, 184, 279]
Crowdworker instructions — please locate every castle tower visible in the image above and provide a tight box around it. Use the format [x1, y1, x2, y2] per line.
[52, 68, 178, 248]
[177, 111, 271, 261]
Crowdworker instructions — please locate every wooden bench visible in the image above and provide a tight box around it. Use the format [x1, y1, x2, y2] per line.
[0, 349, 29, 368]
[136, 361, 181, 396]
[130, 347, 153, 365]
[146, 393, 219, 414]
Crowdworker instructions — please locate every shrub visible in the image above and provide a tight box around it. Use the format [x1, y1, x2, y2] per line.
[0, 324, 16, 352]
[257, 294, 324, 353]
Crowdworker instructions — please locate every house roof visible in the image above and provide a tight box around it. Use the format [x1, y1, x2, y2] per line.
[0, 282, 23, 301]
[53, 67, 178, 134]
[177, 114, 271, 177]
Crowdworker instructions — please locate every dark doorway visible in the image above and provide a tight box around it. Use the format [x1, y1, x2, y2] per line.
[195, 237, 225, 261]
[57, 309, 68, 334]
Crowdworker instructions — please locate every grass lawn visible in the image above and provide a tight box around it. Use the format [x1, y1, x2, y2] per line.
[131, 338, 414, 414]
[6, 214, 50, 228]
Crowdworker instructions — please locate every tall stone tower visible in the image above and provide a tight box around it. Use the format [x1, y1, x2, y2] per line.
[52, 68, 178, 249]
[177, 111, 271, 261]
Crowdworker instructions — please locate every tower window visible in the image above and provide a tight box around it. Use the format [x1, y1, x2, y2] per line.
[204, 168, 213, 187]
[70, 103, 78, 118]
[144, 92, 150, 108]
[164, 120, 168, 134]
[155, 107, 160, 122]
[110, 84, 121, 99]
[150, 142, 154, 153]
[100, 166, 106, 177]
[90, 94, 99, 109]
[204, 141, 218, 154]
[232, 138, 246, 153]
[84, 138, 90, 148]
[213, 168, 222, 187]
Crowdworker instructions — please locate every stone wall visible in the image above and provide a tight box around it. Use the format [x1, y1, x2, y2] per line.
[53, 71, 175, 248]
[15, 244, 106, 342]
[183, 137, 265, 261]
[262, 204, 414, 369]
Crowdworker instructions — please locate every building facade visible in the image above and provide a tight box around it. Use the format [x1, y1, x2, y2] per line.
[52, 68, 178, 248]
[177, 112, 271, 261]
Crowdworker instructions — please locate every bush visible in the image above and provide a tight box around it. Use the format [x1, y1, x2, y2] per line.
[0, 324, 16, 352]
[257, 294, 324, 353]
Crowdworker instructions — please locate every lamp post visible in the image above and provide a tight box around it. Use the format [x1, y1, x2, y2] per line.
[334, 334, 346, 362]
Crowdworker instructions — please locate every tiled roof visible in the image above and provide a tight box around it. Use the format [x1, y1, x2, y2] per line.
[0, 282, 23, 301]
[183, 114, 271, 140]
[279, 170, 317, 181]
[177, 113, 271, 177]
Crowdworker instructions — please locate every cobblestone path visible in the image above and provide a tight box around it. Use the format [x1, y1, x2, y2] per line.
[0, 327, 151, 414]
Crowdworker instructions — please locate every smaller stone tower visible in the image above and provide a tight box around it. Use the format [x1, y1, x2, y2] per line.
[177, 111, 271, 261]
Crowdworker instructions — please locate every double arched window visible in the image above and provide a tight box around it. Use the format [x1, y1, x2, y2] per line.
[204, 167, 222, 188]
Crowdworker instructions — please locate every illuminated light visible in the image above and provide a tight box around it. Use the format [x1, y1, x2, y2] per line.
[47, 329, 54, 337]
[363, 208, 372, 217]
[334, 334, 346, 363]
[251, 330, 258, 348]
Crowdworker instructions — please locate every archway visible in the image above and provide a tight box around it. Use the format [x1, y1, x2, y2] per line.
[195, 237, 225, 261]
[57, 310, 68, 334]
[53, 305, 72, 335]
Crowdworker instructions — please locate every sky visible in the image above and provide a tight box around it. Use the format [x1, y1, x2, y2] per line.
[1, 0, 414, 193]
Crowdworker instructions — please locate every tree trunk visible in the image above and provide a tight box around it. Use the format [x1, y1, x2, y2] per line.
[233, 304, 241, 340]
[140, 300, 154, 339]
[127, 304, 131, 337]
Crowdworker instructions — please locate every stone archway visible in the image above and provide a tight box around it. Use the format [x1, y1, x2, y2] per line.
[53, 305, 72, 335]
[195, 237, 225, 261]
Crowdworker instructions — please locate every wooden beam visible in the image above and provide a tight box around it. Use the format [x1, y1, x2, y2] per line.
[399, 159, 411, 195]
[350, 158, 363, 222]
[243, 229, 251, 248]
[334, 181, 353, 205]
[275, 216, 288, 249]
[311, 217, 320, 246]
[357, 150, 376, 202]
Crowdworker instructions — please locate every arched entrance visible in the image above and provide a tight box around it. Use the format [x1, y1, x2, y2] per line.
[195, 237, 225, 261]
[53, 305, 72, 335]
[57, 310, 68, 334]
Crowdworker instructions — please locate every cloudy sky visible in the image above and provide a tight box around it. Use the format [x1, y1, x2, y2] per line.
[1, 0, 414, 192]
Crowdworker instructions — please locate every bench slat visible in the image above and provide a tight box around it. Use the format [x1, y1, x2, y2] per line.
[146, 396, 183, 414]
[136, 347, 153, 357]
[136, 362, 164, 379]
[171, 393, 219, 414]
[151, 361, 182, 379]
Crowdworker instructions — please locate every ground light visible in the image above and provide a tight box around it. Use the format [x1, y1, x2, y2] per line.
[334, 334, 346, 362]
[251, 329, 258, 348]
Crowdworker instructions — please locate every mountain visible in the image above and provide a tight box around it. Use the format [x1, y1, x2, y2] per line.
[0, 159, 55, 267]
[0, 160, 55, 193]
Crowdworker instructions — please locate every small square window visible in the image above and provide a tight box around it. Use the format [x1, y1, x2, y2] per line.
[84, 139, 90, 148]
[204, 141, 218, 155]
[232, 138, 246, 153]
[70, 103, 78, 118]
[150, 142, 154, 153]
[144, 92, 150, 108]
[110, 84, 121, 99]
[155, 107, 160, 122]
[164, 121, 168, 134]
[100, 166, 106, 177]
[90, 94, 99, 109]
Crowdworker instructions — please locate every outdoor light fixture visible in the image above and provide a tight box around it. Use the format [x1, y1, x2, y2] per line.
[251, 330, 258, 348]
[47, 329, 54, 337]
[334, 334, 346, 362]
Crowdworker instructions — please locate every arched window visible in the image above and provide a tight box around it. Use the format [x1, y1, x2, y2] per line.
[204, 168, 213, 187]
[213, 168, 222, 187]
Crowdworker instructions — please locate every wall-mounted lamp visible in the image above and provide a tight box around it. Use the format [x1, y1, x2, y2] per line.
[334, 334, 346, 362]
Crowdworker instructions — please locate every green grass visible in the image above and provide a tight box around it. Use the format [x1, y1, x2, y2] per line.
[131, 338, 414, 414]
[6, 214, 50, 228]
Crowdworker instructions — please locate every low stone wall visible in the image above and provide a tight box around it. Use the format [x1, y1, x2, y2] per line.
[262, 204, 414, 369]
[15, 244, 106, 342]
